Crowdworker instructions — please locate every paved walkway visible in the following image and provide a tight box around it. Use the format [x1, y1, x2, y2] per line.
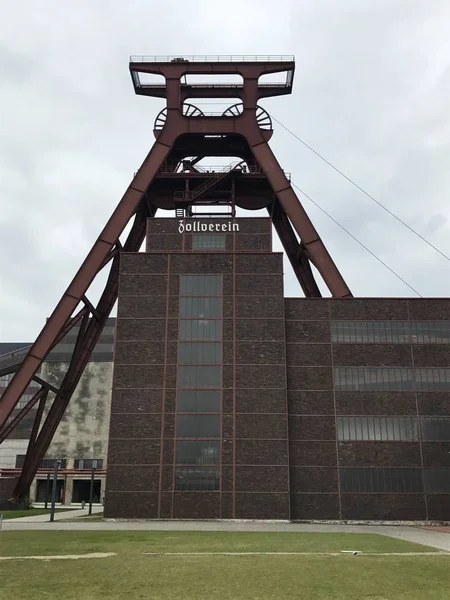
[1, 520, 449, 552]
[1, 505, 103, 523]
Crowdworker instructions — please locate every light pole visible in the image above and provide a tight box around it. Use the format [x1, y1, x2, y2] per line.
[49, 460, 61, 522]
[88, 467, 96, 515]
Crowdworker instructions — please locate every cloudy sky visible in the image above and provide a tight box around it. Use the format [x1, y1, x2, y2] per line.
[1, 0, 450, 341]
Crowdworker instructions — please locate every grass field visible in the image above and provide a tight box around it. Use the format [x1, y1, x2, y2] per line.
[0, 531, 448, 600]
[0, 508, 71, 520]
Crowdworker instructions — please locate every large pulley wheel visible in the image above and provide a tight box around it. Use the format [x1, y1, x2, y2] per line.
[154, 104, 205, 131]
[222, 103, 272, 130]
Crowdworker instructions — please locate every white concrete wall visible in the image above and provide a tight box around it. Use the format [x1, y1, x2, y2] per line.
[39, 361, 113, 464]
[0, 439, 28, 468]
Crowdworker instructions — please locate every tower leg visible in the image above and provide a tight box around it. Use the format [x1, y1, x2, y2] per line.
[252, 142, 352, 298]
[11, 208, 149, 501]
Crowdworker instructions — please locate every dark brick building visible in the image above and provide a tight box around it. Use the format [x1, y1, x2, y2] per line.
[104, 217, 450, 521]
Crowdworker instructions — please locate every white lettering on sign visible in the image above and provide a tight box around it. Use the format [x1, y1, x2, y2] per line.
[178, 220, 239, 234]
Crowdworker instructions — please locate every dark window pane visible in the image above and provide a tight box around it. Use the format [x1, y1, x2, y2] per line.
[420, 417, 450, 441]
[177, 415, 221, 437]
[331, 321, 409, 343]
[411, 322, 450, 344]
[179, 319, 222, 341]
[176, 440, 220, 465]
[334, 368, 414, 391]
[175, 466, 220, 491]
[337, 417, 418, 441]
[178, 342, 222, 364]
[425, 468, 450, 493]
[177, 390, 221, 412]
[40, 458, 67, 469]
[193, 235, 226, 250]
[180, 297, 222, 318]
[15, 455, 26, 468]
[73, 459, 104, 470]
[178, 366, 221, 388]
[340, 468, 423, 493]
[180, 275, 222, 296]
[415, 368, 450, 391]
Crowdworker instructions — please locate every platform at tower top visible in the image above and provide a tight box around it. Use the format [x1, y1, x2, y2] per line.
[129, 55, 295, 63]
[129, 55, 295, 99]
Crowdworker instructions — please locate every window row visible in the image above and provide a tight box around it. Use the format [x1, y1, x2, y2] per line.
[340, 467, 450, 494]
[177, 414, 221, 438]
[39, 459, 67, 469]
[334, 368, 450, 391]
[73, 459, 104, 470]
[176, 440, 220, 465]
[179, 319, 222, 341]
[177, 366, 222, 389]
[192, 235, 226, 250]
[178, 342, 222, 364]
[180, 297, 222, 318]
[332, 321, 450, 344]
[177, 390, 221, 413]
[337, 417, 450, 442]
[180, 275, 222, 297]
[175, 467, 220, 491]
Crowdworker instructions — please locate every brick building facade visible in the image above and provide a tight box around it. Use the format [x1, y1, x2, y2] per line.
[104, 217, 450, 520]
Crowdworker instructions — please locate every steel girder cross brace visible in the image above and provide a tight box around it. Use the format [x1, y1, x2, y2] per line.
[0, 140, 172, 501]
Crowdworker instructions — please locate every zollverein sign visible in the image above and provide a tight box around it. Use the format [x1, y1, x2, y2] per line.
[178, 220, 240, 233]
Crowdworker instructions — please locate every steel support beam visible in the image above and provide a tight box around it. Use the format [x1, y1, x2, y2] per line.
[251, 142, 352, 298]
[11, 208, 149, 500]
[269, 199, 322, 297]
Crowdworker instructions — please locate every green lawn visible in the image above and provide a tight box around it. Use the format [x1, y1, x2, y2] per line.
[0, 531, 448, 600]
[0, 508, 71, 520]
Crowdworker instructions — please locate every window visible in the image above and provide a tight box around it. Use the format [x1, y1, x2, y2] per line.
[337, 417, 418, 442]
[180, 297, 222, 318]
[334, 368, 414, 391]
[175, 467, 220, 491]
[340, 468, 423, 493]
[176, 440, 220, 464]
[415, 369, 450, 391]
[193, 235, 226, 250]
[425, 468, 450, 493]
[175, 274, 223, 491]
[177, 390, 221, 412]
[177, 415, 221, 438]
[178, 342, 221, 364]
[411, 322, 450, 344]
[39, 458, 67, 469]
[420, 417, 450, 441]
[73, 459, 104, 469]
[335, 367, 450, 391]
[332, 321, 409, 343]
[331, 321, 450, 344]
[178, 366, 221, 388]
[180, 275, 222, 296]
[179, 319, 222, 341]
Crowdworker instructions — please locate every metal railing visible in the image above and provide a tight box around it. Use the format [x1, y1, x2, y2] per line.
[138, 82, 290, 88]
[130, 55, 295, 63]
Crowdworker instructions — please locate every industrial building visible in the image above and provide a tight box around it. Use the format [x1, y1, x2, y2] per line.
[103, 216, 450, 520]
[0, 55, 449, 520]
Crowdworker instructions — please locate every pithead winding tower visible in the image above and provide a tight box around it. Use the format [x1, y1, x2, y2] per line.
[0, 55, 351, 502]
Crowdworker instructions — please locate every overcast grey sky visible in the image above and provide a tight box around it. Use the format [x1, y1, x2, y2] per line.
[1, 0, 450, 341]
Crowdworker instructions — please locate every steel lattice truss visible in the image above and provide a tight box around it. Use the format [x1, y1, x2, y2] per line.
[0, 56, 351, 502]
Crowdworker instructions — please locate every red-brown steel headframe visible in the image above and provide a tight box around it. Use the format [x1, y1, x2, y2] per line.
[0, 55, 351, 502]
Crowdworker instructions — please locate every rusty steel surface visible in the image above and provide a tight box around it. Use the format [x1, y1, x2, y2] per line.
[0, 55, 351, 501]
